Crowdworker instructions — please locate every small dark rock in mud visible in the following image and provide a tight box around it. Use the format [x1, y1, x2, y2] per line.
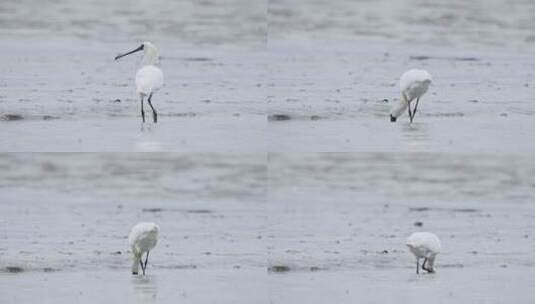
[269, 265, 291, 272]
[43, 267, 59, 272]
[42, 115, 59, 120]
[409, 207, 430, 212]
[113, 99, 121, 103]
[268, 114, 292, 121]
[414, 221, 423, 227]
[168, 112, 197, 117]
[143, 208, 163, 213]
[500, 112, 508, 117]
[166, 264, 197, 269]
[454, 57, 480, 61]
[379, 250, 389, 254]
[5, 266, 24, 273]
[1, 114, 24, 121]
[453, 208, 479, 213]
[41, 161, 59, 172]
[309, 266, 324, 272]
[410, 55, 431, 61]
[410, 55, 479, 62]
[112, 251, 122, 255]
[310, 115, 325, 121]
[186, 209, 212, 214]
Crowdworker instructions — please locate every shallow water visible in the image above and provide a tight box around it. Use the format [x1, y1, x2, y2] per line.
[269, 0, 535, 52]
[266, 153, 535, 303]
[267, 41, 535, 153]
[0, 38, 267, 151]
[2, 269, 267, 304]
[1, 1, 535, 152]
[2, 154, 535, 303]
[269, 267, 535, 304]
[0, 0, 267, 49]
[2, 0, 535, 303]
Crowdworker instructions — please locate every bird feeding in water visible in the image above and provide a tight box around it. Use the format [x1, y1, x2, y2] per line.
[390, 69, 432, 123]
[406, 232, 441, 274]
[115, 42, 164, 123]
[129, 222, 159, 275]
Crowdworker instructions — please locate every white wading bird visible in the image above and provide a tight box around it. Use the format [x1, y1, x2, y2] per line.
[406, 232, 441, 274]
[115, 42, 164, 123]
[390, 69, 432, 123]
[129, 222, 159, 275]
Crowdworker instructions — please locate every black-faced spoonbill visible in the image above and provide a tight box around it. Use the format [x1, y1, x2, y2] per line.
[390, 69, 432, 123]
[115, 42, 164, 123]
[406, 232, 441, 274]
[129, 222, 159, 275]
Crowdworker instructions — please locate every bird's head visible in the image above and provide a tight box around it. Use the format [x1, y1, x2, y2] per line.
[114, 41, 159, 65]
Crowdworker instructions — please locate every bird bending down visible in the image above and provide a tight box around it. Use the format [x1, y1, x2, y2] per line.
[406, 232, 441, 274]
[115, 42, 164, 123]
[390, 69, 432, 123]
[129, 222, 159, 275]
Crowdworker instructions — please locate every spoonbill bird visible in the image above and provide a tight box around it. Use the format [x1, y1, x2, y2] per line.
[129, 222, 159, 275]
[115, 42, 164, 123]
[390, 69, 432, 123]
[406, 232, 441, 274]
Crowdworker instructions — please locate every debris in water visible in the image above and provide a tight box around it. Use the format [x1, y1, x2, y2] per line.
[1, 114, 24, 121]
[5, 266, 24, 273]
[268, 114, 292, 121]
[269, 265, 291, 272]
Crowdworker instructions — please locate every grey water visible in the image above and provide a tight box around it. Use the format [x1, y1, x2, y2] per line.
[2, 0, 535, 303]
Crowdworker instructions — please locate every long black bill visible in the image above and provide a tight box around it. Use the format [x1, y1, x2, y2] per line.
[115, 44, 144, 60]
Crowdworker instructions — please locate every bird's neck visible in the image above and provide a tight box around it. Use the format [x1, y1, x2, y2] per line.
[390, 94, 409, 119]
[131, 256, 140, 274]
[141, 50, 159, 66]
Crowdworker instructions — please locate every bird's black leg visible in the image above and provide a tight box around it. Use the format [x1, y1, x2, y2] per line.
[143, 251, 150, 275]
[139, 259, 145, 274]
[407, 102, 413, 122]
[147, 93, 157, 123]
[416, 258, 419, 274]
[140, 95, 145, 123]
[411, 98, 420, 123]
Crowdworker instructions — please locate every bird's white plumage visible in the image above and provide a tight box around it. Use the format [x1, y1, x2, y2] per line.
[129, 222, 159, 255]
[390, 69, 432, 120]
[400, 69, 433, 101]
[129, 222, 159, 274]
[115, 41, 164, 123]
[406, 232, 441, 273]
[136, 65, 163, 96]
[406, 232, 441, 257]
